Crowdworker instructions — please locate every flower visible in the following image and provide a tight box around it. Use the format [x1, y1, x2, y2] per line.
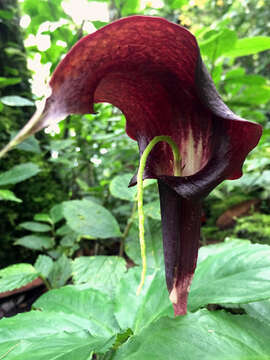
[0, 16, 262, 315]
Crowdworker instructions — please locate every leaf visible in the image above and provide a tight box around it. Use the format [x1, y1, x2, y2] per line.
[188, 239, 270, 311]
[0, 264, 38, 292]
[0, 163, 40, 186]
[0, 311, 115, 360]
[33, 213, 53, 224]
[33, 286, 120, 337]
[0, 10, 13, 20]
[109, 174, 155, 201]
[242, 300, 270, 325]
[114, 267, 173, 334]
[18, 221, 51, 232]
[72, 256, 126, 296]
[125, 219, 163, 269]
[15, 235, 54, 250]
[34, 255, 54, 278]
[224, 36, 270, 57]
[114, 309, 270, 360]
[200, 29, 237, 61]
[50, 203, 64, 223]
[143, 200, 161, 220]
[0, 77, 21, 88]
[0, 189, 22, 203]
[63, 199, 121, 239]
[0, 95, 34, 107]
[15, 135, 41, 154]
[110, 173, 137, 201]
[48, 254, 71, 288]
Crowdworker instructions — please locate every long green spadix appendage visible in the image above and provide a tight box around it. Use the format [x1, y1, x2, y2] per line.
[136, 136, 181, 295]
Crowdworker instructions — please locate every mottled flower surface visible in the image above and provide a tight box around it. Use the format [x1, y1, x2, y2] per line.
[1, 16, 262, 315]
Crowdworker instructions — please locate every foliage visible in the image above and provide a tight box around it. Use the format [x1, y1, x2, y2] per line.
[1, 240, 270, 359]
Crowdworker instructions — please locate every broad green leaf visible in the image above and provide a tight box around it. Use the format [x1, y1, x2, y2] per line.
[115, 0, 139, 16]
[110, 173, 137, 201]
[34, 286, 120, 337]
[189, 240, 270, 311]
[0, 10, 13, 19]
[197, 238, 250, 263]
[0, 95, 34, 107]
[63, 199, 121, 238]
[15, 135, 41, 153]
[18, 221, 51, 232]
[34, 255, 53, 278]
[114, 309, 270, 360]
[60, 232, 78, 247]
[33, 213, 53, 224]
[0, 163, 40, 186]
[0, 264, 38, 292]
[48, 254, 71, 288]
[72, 256, 126, 296]
[114, 267, 173, 334]
[242, 300, 270, 325]
[0, 77, 21, 88]
[165, 0, 188, 9]
[0, 311, 115, 360]
[200, 29, 237, 61]
[125, 220, 163, 269]
[143, 200, 161, 220]
[224, 36, 270, 57]
[15, 235, 54, 250]
[0, 189, 22, 203]
[110, 174, 155, 201]
[50, 203, 64, 223]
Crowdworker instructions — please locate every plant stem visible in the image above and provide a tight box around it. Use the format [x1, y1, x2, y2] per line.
[136, 136, 181, 295]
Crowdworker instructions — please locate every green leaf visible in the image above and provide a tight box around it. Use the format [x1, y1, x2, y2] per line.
[200, 29, 237, 61]
[115, 0, 139, 16]
[48, 254, 71, 288]
[114, 267, 173, 334]
[110, 173, 137, 201]
[0, 10, 13, 20]
[0, 95, 34, 107]
[33, 213, 53, 224]
[224, 36, 270, 57]
[0, 189, 22, 203]
[0, 264, 38, 292]
[15, 235, 54, 250]
[143, 200, 161, 220]
[15, 135, 41, 154]
[114, 309, 270, 360]
[0, 311, 115, 360]
[34, 286, 120, 337]
[125, 220, 163, 269]
[50, 203, 64, 223]
[242, 300, 270, 325]
[63, 199, 121, 238]
[0, 77, 21, 88]
[18, 221, 51, 232]
[72, 256, 126, 296]
[0, 163, 40, 186]
[110, 174, 155, 202]
[34, 255, 53, 278]
[165, 0, 188, 9]
[189, 239, 270, 311]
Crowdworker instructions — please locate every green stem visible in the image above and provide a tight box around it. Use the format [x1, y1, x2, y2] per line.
[136, 136, 181, 295]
